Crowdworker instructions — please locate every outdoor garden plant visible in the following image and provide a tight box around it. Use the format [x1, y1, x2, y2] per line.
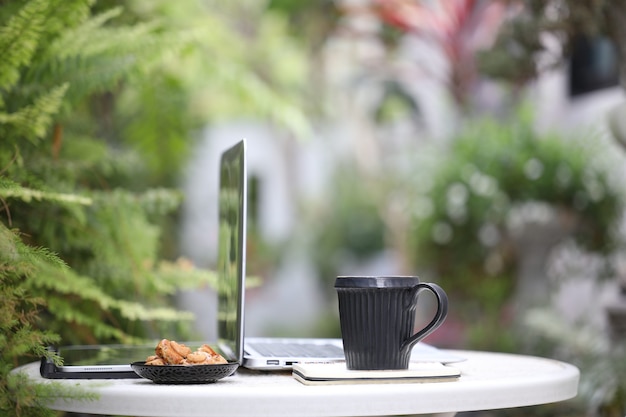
[0, 1, 207, 414]
[409, 109, 625, 350]
[0, 0, 309, 415]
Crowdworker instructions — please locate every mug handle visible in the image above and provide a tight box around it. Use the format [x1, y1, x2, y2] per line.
[402, 283, 448, 351]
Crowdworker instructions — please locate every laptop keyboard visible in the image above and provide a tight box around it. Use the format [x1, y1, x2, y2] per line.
[248, 342, 344, 358]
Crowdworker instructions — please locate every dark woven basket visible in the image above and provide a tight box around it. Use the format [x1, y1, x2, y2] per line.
[130, 361, 239, 384]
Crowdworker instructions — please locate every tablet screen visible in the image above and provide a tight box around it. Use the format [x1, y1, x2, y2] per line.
[57, 344, 157, 366]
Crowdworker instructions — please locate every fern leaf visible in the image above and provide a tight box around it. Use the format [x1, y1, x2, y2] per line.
[112, 300, 195, 322]
[0, 83, 68, 143]
[47, 6, 124, 58]
[0, 178, 91, 205]
[7, 371, 98, 410]
[0, 0, 47, 91]
[27, 13, 196, 105]
[45, 7, 148, 60]
[26, 260, 194, 328]
[137, 188, 183, 216]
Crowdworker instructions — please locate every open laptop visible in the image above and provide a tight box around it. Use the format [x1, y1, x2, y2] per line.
[216, 139, 344, 370]
[217, 139, 463, 370]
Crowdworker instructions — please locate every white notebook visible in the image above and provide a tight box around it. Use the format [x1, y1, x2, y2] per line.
[292, 362, 461, 385]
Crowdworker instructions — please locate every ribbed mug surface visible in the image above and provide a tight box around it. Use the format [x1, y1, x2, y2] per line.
[338, 287, 416, 370]
[335, 276, 448, 370]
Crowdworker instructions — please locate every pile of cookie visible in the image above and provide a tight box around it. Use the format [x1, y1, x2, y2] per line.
[145, 339, 228, 366]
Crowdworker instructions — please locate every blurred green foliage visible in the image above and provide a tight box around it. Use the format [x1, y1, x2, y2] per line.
[91, 0, 312, 185]
[409, 108, 624, 349]
[0, 0, 311, 414]
[310, 165, 387, 295]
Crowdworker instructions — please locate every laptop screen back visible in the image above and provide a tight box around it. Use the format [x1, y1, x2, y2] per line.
[216, 140, 247, 364]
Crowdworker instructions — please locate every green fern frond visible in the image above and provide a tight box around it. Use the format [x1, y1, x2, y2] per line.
[0, 178, 92, 205]
[44, 294, 190, 342]
[45, 296, 134, 342]
[45, 6, 124, 58]
[207, 59, 312, 139]
[7, 371, 98, 414]
[0, 224, 65, 279]
[46, 8, 155, 60]
[1, 222, 191, 347]
[25, 11, 196, 107]
[0, 177, 21, 193]
[2, 326, 59, 359]
[20, 245, 68, 271]
[151, 259, 218, 294]
[136, 188, 183, 216]
[111, 300, 195, 322]
[0, 222, 67, 417]
[25, 263, 115, 306]
[0, 83, 68, 143]
[0, 0, 47, 91]
[26, 256, 194, 328]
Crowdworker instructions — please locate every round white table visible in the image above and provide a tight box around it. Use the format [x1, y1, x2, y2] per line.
[14, 350, 579, 417]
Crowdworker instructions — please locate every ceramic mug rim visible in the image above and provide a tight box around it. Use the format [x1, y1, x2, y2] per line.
[335, 276, 420, 289]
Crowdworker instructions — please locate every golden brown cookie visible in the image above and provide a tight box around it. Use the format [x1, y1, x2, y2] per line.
[147, 339, 227, 365]
[155, 339, 185, 365]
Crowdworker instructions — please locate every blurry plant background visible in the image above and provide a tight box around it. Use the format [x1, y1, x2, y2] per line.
[289, 1, 626, 417]
[3, 0, 626, 416]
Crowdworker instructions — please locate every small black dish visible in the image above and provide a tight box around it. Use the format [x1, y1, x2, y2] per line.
[130, 361, 239, 384]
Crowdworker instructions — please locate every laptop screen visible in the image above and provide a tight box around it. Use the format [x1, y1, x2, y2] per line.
[216, 140, 247, 364]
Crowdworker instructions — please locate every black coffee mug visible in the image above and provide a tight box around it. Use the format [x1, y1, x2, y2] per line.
[335, 276, 448, 370]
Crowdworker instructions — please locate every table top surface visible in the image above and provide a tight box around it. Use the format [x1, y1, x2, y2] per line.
[14, 349, 579, 417]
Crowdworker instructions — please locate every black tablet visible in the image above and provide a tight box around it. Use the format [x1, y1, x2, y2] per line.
[40, 344, 156, 379]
